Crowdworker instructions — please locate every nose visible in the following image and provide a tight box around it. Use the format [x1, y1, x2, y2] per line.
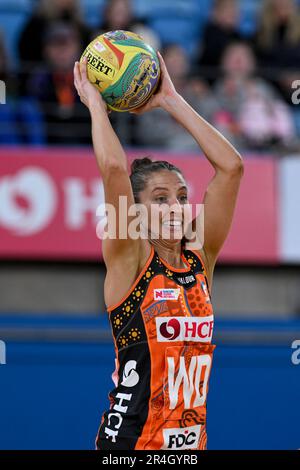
[169, 198, 183, 216]
[167, 194, 180, 206]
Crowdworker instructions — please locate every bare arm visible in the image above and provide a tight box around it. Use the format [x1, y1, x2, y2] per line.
[162, 94, 244, 270]
[73, 60, 141, 287]
[133, 52, 244, 276]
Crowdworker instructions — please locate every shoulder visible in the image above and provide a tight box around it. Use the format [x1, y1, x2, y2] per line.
[192, 247, 216, 294]
[102, 238, 153, 290]
[103, 239, 153, 309]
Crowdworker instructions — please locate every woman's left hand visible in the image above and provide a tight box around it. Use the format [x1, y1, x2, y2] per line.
[74, 58, 109, 114]
[130, 51, 179, 115]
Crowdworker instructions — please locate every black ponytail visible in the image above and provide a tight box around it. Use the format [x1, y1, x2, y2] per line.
[129, 156, 183, 202]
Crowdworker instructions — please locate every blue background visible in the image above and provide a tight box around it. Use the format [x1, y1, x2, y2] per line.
[0, 317, 299, 450]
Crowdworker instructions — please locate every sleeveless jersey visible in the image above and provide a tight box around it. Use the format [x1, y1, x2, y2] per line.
[96, 245, 215, 450]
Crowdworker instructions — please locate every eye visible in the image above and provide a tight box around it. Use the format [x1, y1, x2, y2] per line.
[155, 196, 168, 204]
[179, 195, 188, 203]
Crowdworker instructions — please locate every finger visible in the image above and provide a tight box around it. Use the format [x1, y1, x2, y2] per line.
[74, 80, 80, 93]
[77, 61, 83, 81]
[130, 104, 149, 115]
[75, 63, 83, 91]
[73, 64, 81, 93]
[73, 62, 79, 82]
[130, 104, 147, 114]
[74, 79, 81, 95]
[157, 51, 168, 74]
[74, 78, 82, 93]
[80, 57, 88, 81]
[73, 61, 80, 84]
[157, 52, 170, 81]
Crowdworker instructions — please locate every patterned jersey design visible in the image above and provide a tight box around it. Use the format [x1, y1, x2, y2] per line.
[96, 247, 215, 450]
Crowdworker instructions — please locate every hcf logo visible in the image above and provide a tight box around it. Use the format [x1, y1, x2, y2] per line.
[104, 360, 140, 442]
[156, 316, 214, 342]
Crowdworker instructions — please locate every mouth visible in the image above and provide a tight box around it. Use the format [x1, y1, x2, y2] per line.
[162, 220, 183, 228]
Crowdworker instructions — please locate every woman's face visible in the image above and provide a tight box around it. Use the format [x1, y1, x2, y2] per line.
[163, 46, 189, 82]
[214, 0, 239, 29]
[138, 170, 192, 243]
[45, 34, 80, 71]
[222, 44, 255, 78]
[105, 0, 132, 30]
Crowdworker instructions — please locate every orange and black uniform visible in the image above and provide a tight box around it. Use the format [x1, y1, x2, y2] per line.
[96, 245, 215, 450]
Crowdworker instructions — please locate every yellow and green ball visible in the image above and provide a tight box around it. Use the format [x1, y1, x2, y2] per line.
[80, 30, 161, 112]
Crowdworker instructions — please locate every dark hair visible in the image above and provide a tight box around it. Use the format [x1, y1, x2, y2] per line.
[130, 157, 183, 202]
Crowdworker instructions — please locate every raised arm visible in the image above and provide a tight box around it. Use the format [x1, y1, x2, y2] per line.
[162, 94, 244, 271]
[133, 53, 244, 281]
[73, 59, 141, 296]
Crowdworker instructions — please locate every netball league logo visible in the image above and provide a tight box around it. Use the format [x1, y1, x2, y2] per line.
[154, 289, 180, 300]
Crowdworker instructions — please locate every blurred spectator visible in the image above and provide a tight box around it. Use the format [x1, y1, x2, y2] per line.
[18, 0, 91, 96]
[0, 31, 9, 88]
[97, 0, 161, 50]
[255, 0, 300, 96]
[0, 31, 45, 145]
[196, 0, 241, 82]
[134, 44, 220, 151]
[18, 0, 91, 65]
[214, 41, 297, 150]
[99, 0, 136, 33]
[27, 23, 90, 145]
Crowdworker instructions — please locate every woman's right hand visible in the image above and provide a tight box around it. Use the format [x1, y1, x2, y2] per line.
[129, 51, 178, 115]
[73, 58, 109, 113]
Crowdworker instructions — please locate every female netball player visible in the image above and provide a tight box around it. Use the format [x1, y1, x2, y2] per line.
[73, 52, 243, 450]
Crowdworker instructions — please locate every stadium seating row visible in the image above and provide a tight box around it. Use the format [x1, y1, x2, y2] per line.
[0, 0, 262, 65]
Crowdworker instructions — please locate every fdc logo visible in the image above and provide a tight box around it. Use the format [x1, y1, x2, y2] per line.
[169, 430, 197, 448]
[162, 425, 201, 450]
[0, 340, 6, 365]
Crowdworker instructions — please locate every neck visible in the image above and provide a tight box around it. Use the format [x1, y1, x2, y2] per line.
[150, 239, 185, 269]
